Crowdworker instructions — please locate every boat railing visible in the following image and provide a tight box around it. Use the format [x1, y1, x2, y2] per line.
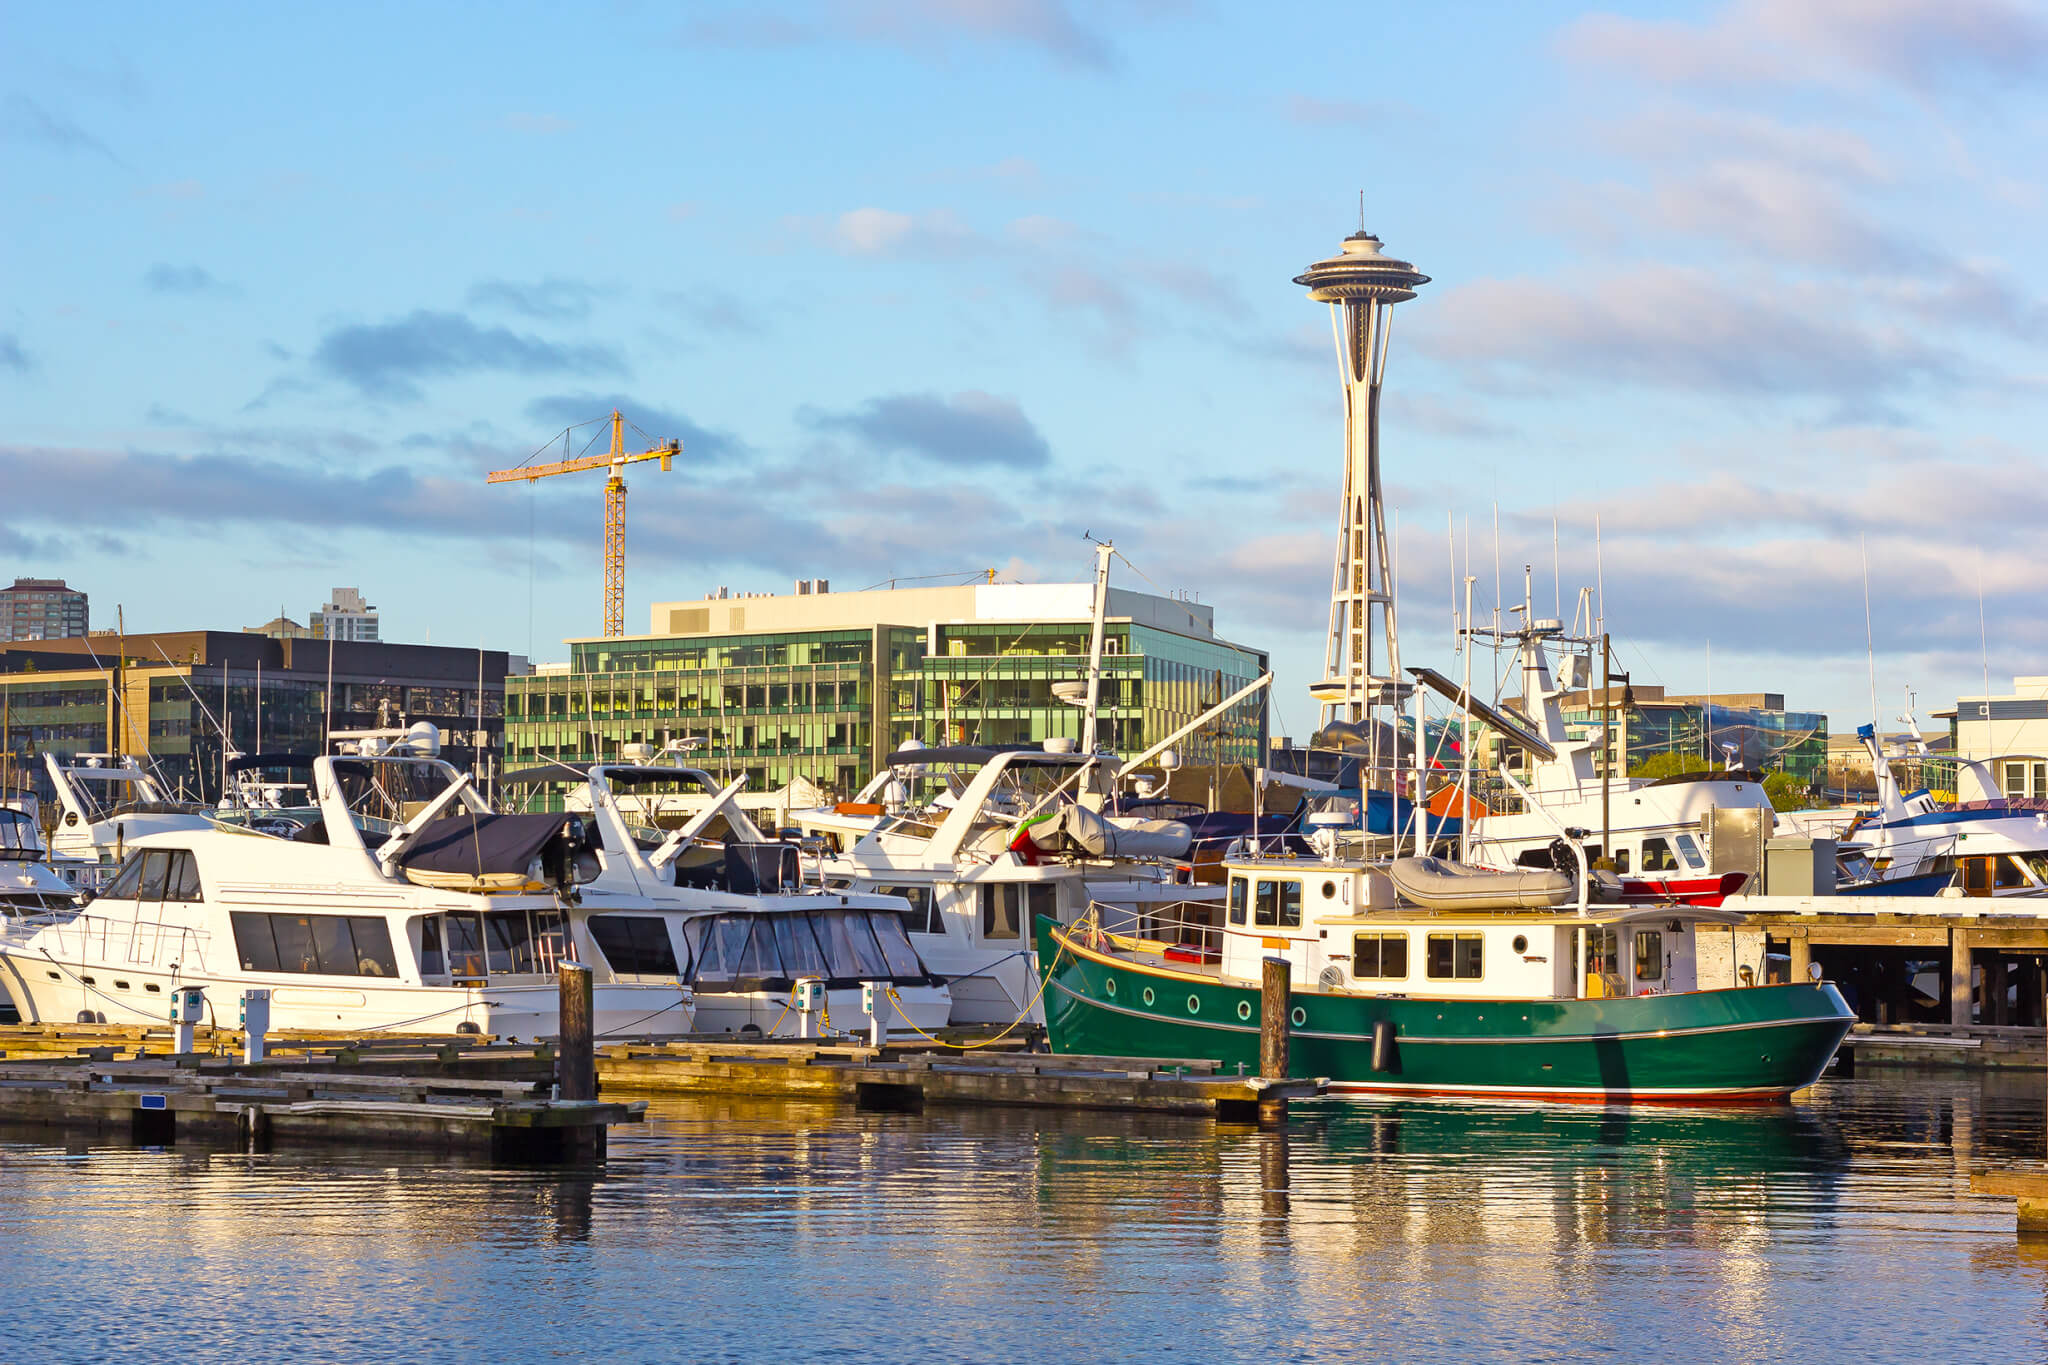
[1080, 898, 1221, 960]
[8, 911, 215, 973]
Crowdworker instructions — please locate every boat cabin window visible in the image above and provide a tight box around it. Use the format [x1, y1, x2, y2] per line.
[1640, 838, 1677, 873]
[1352, 932, 1408, 980]
[1425, 932, 1483, 981]
[1253, 880, 1302, 929]
[1228, 877, 1247, 926]
[1585, 926, 1624, 996]
[231, 912, 400, 978]
[872, 884, 941, 936]
[1672, 833, 1705, 869]
[98, 849, 204, 903]
[1635, 929, 1664, 982]
[1613, 848, 1631, 874]
[978, 883, 1053, 941]
[419, 917, 445, 976]
[589, 916, 680, 977]
[444, 912, 487, 978]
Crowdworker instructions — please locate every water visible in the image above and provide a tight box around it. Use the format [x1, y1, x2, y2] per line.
[3, 1073, 2046, 1363]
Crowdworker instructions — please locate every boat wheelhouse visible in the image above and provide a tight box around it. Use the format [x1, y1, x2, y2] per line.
[1037, 852, 1853, 1103]
[0, 735, 694, 1038]
[505, 759, 951, 1038]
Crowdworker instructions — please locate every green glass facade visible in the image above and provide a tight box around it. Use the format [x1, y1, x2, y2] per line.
[504, 618, 1269, 797]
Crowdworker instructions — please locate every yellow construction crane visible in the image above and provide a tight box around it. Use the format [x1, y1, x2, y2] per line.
[487, 410, 681, 637]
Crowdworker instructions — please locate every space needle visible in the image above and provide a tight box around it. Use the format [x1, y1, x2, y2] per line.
[1293, 227, 1430, 731]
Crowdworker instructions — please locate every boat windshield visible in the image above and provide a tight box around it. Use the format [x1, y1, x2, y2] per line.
[0, 809, 40, 857]
[682, 909, 928, 989]
[329, 759, 465, 831]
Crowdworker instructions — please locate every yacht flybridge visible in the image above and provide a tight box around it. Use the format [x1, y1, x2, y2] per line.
[42, 752, 212, 888]
[0, 805, 78, 918]
[505, 757, 952, 1038]
[812, 743, 1220, 1026]
[0, 730, 694, 1037]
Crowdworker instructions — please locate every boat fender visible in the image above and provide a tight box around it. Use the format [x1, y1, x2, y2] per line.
[1370, 1018, 1397, 1074]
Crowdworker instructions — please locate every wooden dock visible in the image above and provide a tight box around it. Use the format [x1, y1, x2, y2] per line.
[595, 1040, 1326, 1123]
[0, 1049, 641, 1159]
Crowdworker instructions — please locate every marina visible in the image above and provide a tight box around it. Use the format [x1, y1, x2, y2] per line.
[8, 4, 2048, 1358]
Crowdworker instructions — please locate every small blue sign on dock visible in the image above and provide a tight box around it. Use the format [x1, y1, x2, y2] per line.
[139, 1094, 166, 1111]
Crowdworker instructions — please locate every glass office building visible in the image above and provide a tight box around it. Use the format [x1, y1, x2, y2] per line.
[1556, 688, 1828, 787]
[503, 581, 1270, 797]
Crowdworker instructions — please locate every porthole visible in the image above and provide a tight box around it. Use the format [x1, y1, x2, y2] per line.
[1291, 1006, 1307, 1027]
[45, 970, 59, 980]
[1142, 987, 1155, 1006]
[1187, 995, 1201, 1015]
[1106, 978, 1117, 998]
[1512, 935, 1528, 954]
[81, 976, 95, 986]
[1321, 880, 1336, 899]
[145, 983, 162, 993]
[1237, 1000, 1252, 1021]
[114, 981, 130, 991]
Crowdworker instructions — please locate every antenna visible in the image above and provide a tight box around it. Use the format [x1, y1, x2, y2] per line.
[1358, 189, 1364, 232]
[1861, 535, 1879, 729]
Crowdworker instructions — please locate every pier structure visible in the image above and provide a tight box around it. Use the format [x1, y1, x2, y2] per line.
[1292, 228, 1429, 730]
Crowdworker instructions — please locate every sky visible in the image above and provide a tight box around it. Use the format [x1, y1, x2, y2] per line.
[4, 0, 2046, 745]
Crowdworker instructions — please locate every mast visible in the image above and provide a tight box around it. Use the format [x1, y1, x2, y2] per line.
[1081, 540, 1113, 762]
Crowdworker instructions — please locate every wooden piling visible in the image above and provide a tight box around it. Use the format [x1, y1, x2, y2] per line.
[1259, 956, 1291, 1125]
[1952, 929, 1975, 1027]
[558, 962, 596, 1103]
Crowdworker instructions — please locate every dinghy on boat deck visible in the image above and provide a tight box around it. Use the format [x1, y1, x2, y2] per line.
[1388, 855, 1576, 911]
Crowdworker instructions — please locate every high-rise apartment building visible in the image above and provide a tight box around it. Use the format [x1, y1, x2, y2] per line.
[310, 587, 379, 642]
[0, 578, 88, 642]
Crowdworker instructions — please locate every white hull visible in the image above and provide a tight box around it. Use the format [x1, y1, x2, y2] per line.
[0, 950, 689, 1037]
[689, 984, 953, 1038]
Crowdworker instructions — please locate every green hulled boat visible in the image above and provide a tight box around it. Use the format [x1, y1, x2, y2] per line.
[1036, 856, 1855, 1104]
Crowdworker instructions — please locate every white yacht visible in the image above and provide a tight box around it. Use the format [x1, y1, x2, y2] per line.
[1832, 723, 2048, 897]
[507, 758, 953, 1038]
[1449, 620, 1773, 905]
[0, 732, 694, 1038]
[0, 802, 79, 917]
[810, 743, 1217, 1026]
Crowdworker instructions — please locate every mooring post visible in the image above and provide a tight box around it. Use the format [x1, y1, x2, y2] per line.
[1259, 955, 1291, 1125]
[558, 961, 596, 1103]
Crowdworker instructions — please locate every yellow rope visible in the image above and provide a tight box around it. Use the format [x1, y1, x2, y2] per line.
[885, 938, 1067, 1051]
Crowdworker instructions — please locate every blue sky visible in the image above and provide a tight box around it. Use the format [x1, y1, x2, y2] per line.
[4, 0, 2045, 742]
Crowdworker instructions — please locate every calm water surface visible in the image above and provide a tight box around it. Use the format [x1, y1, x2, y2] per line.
[2, 1072, 2046, 1363]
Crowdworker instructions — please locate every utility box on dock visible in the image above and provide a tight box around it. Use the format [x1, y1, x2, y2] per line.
[1706, 808, 1768, 897]
[1764, 836, 1836, 897]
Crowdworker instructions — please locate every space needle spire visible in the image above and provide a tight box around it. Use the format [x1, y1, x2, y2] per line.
[1293, 226, 1430, 730]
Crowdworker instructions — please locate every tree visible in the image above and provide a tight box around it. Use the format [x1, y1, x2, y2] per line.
[1762, 770, 1820, 811]
[1627, 751, 1705, 782]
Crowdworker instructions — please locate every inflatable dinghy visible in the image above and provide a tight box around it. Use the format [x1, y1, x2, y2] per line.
[1389, 856, 1574, 911]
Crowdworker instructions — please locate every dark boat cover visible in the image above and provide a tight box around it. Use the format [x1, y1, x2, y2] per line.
[395, 812, 577, 879]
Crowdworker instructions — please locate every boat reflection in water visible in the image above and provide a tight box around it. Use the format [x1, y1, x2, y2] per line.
[1, 1075, 2045, 1361]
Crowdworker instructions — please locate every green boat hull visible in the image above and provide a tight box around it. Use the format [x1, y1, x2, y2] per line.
[1035, 918, 1855, 1103]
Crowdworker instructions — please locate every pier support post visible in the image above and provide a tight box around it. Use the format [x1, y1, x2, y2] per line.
[1951, 929, 1975, 1028]
[1259, 956, 1290, 1125]
[1788, 933, 1810, 985]
[558, 961, 596, 1104]
[1988, 956, 2009, 1026]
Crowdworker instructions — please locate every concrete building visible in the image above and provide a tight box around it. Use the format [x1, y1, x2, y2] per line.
[0, 631, 509, 803]
[504, 579, 1270, 797]
[0, 579, 88, 642]
[311, 587, 379, 642]
[244, 615, 313, 640]
[1945, 676, 2048, 799]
